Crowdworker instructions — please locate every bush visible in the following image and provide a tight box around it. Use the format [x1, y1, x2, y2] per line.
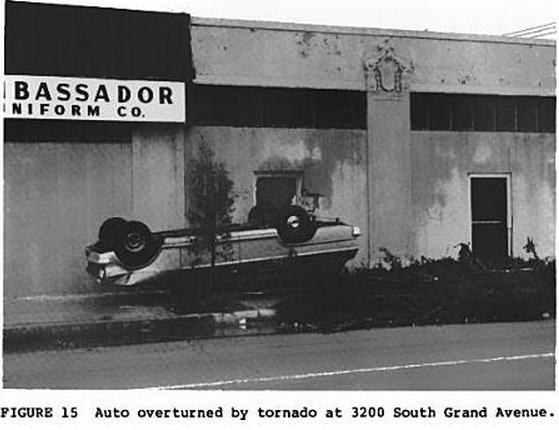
[187, 140, 236, 295]
[276, 259, 556, 332]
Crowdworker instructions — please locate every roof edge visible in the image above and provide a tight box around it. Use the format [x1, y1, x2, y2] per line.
[191, 16, 556, 46]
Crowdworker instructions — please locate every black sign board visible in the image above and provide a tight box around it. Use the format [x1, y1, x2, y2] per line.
[5, 1, 192, 82]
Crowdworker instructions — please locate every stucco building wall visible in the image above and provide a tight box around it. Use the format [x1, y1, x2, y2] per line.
[3, 125, 185, 298]
[4, 140, 133, 297]
[131, 125, 186, 232]
[411, 132, 555, 260]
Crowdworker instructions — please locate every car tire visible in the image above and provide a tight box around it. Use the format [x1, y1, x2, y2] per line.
[276, 205, 316, 244]
[114, 220, 162, 269]
[98, 217, 127, 246]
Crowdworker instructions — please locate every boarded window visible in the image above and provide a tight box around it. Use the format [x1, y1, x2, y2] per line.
[517, 97, 538, 132]
[410, 93, 428, 130]
[473, 96, 496, 131]
[426, 94, 451, 130]
[189, 85, 366, 129]
[496, 97, 516, 131]
[539, 97, 556, 133]
[411, 93, 555, 133]
[452, 95, 474, 131]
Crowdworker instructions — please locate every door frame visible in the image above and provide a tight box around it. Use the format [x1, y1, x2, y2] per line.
[468, 173, 513, 258]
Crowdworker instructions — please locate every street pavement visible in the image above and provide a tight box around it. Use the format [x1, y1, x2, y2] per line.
[3, 320, 555, 390]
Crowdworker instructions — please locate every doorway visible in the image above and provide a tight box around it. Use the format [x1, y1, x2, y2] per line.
[470, 175, 510, 264]
[254, 171, 302, 213]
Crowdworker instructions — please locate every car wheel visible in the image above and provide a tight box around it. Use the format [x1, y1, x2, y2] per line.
[114, 220, 162, 269]
[98, 217, 127, 246]
[276, 205, 316, 244]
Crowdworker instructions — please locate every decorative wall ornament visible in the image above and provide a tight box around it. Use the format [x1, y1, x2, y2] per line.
[364, 46, 414, 93]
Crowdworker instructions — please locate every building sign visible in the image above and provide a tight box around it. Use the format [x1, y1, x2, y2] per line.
[4, 75, 186, 122]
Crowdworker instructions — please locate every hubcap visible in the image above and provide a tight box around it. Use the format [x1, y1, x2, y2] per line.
[125, 232, 145, 252]
[287, 215, 300, 230]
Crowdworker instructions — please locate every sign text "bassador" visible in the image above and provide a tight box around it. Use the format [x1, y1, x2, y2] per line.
[4, 75, 186, 122]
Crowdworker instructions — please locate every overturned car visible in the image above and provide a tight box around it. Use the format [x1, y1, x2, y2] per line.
[85, 205, 361, 288]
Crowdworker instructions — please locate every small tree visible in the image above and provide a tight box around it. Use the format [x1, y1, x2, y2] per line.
[187, 140, 235, 278]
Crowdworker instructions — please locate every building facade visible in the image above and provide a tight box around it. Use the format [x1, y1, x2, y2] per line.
[4, 2, 556, 299]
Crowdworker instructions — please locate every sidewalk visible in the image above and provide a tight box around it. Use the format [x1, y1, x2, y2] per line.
[3, 290, 279, 352]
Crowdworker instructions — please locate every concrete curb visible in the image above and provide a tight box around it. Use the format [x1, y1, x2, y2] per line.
[3, 309, 278, 353]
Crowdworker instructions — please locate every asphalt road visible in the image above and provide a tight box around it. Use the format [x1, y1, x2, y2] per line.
[3, 320, 555, 390]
